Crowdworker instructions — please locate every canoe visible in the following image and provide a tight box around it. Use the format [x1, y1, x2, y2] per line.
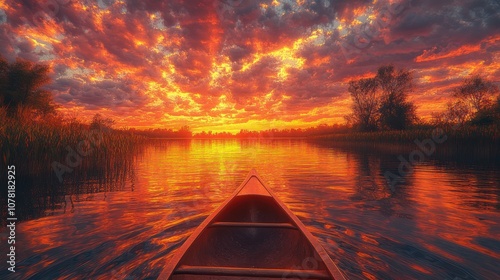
[158, 169, 346, 280]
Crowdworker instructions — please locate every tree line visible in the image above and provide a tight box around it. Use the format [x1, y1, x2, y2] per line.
[130, 126, 193, 138]
[346, 65, 500, 131]
[194, 124, 350, 139]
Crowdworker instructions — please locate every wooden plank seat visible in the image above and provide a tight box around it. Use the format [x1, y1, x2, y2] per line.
[174, 265, 331, 279]
[209, 222, 298, 230]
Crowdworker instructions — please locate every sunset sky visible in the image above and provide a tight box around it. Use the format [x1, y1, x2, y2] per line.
[1, 0, 499, 132]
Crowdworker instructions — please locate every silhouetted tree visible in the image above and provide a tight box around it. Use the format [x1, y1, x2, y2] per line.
[444, 100, 470, 126]
[178, 125, 192, 138]
[90, 113, 115, 130]
[453, 75, 499, 113]
[346, 65, 416, 131]
[0, 57, 56, 116]
[375, 65, 416, 130]
[346, 77, 380, 131]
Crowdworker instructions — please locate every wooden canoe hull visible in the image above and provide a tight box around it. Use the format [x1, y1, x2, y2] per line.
[158, 170, 345, 280]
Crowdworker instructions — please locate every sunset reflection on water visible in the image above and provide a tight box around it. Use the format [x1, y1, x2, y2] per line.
[0, 140, 499, 279]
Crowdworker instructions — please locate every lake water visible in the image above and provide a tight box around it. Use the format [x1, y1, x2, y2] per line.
[1, 139, 499, 279]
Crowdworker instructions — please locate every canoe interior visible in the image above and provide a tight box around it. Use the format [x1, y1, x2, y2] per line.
[172, 194, 329, 279]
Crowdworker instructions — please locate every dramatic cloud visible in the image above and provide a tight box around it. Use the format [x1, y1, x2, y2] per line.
[1, 0, 499, 131]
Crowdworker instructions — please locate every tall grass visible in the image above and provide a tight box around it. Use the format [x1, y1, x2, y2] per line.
[0, 107, 144, 185]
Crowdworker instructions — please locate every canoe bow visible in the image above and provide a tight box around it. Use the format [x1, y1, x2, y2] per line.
[158, 169, 346, 280]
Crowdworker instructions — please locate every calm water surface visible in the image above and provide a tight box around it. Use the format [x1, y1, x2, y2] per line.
[1, 140, 499, 279]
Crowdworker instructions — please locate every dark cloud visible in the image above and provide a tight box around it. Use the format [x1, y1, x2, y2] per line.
[226, 45, 252, 62]
[392, 12, 439, 37]
[52, 77, 148, 110]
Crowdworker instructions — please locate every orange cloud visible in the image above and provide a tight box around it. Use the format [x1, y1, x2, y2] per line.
[1, 0, 499, 131]
[416, 44, 482, 63]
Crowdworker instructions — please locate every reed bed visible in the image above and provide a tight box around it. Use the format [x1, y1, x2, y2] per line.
[0, 109, 144, 186]
[312, 125, 499, 144]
